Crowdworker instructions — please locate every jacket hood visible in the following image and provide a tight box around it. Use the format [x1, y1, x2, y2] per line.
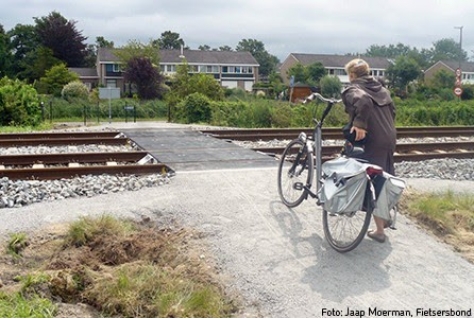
[344, 75, 392, 106]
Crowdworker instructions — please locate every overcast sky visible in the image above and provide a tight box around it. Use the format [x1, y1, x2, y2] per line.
[2, 0, 474, 61]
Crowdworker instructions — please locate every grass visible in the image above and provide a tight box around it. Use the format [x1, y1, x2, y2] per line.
[6, 232, 28, 259]
[401, 190, 474, 262]
[401, 190, 474, 235]
[0, 122, 54, 133]
[0, 215, 240, 318]
[0, 292, 56, 318]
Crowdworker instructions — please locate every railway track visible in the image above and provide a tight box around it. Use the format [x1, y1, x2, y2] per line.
[201, 126, 474, 141]
[0, 131, 172, 180]
[253, 142, 474, 163]
[200, 126, 474, 163]
[1, 126, 473, 180]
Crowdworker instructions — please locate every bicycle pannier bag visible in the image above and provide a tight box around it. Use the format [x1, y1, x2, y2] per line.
[320, 157, 368, 213]
[372, 173, 406, 220]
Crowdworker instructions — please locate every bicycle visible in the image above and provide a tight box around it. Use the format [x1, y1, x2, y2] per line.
[277, 92, 399, 253]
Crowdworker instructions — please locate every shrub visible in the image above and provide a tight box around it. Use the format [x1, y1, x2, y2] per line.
[0, 77, 41, 126]
[61, 81, 89, 102]
[176, 93, 212, 124]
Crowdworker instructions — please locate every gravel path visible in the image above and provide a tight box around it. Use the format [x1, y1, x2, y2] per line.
[1, 122, 473, 317]
[1, 167, 473, 317]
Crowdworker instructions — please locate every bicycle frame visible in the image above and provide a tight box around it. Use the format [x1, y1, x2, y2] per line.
[299, 93, 341, 202]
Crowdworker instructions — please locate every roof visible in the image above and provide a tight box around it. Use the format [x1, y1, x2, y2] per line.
[288, 53, 392, 69]
[98, 48, 259, 66]
[436, 60, 474, 73]
[68, 67, 98, 77]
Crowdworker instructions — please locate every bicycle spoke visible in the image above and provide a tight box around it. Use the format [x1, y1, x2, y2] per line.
[324, 210, 370, 250]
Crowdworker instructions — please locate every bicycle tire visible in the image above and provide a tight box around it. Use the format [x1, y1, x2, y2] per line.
[322, 198, 372, 253]
[277, 139, 314, 207]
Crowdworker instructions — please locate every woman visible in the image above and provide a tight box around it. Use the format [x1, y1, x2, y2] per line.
[341, 58, 397, 243]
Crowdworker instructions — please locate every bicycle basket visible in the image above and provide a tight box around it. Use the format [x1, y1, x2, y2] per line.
[320, 158, 369, 213]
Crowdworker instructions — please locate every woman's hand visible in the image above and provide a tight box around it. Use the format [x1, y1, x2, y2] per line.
[350, 126, 367, 141]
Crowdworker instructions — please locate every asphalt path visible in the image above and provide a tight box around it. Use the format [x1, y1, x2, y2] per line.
[0, 122, 473, 317]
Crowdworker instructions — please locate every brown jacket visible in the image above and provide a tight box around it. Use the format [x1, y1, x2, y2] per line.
[341, 76, 396, 172]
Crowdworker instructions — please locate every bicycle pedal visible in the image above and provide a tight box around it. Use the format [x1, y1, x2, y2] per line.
[293, 182, 304, 190]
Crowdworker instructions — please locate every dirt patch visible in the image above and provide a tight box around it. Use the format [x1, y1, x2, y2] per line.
[399, 191, 474, 264]
[0, 217, 245, 318]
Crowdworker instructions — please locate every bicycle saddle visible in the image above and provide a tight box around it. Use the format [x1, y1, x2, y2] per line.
[342, 141, 365, 159]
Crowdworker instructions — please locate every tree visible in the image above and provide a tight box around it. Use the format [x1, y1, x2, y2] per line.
[124, 56, 163, 99]
[7, 23, 39, 78]
[218, 45, 233, 51]
[386, 56, 421, 96]
[116, 40, 164, 99]
[39, 63, 79, 96]
[166, 60, 223, 120]
[236, 38, 279, 77]
[115, 40, 160, 66]
[198, 44, 211, 51]
[365, 43, 411, 58]
[83, 37, 115, 68]
[429, 38, 468, 64]
[320, 75, 342, 98]
[96, 36, 114, 49]
[154, 31, 184, 49]
[429, 69, 455, 89]
[0, 24, 13, 78]
[34, 11, 88, 67]
[306, 62, 326, 85]
[18, 46, 62, 83]
[287, 63, 308, 84]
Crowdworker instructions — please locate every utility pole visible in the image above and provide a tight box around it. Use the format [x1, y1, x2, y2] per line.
[454, 26, 464, 100]
[454, 26, 463, 69]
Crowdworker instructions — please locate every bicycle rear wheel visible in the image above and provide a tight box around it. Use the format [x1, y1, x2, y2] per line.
[277, 139, 313, 207]
[322, 208, 372, 253]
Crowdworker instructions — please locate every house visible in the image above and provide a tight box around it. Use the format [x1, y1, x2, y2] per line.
[70, 48, 260, 94]
[279, 53, 393, 85]
[158, 49, 259, 91]
[68, 68, 99, 91]
[423, 60, 474, 85]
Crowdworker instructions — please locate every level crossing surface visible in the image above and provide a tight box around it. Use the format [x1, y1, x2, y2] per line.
[120, 127, 278, 172]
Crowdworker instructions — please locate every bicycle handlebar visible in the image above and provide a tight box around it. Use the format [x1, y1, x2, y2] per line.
[303, 93, 342, 104]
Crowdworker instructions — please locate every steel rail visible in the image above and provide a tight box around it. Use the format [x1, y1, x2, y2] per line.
[0, 131, 122, 140]
[0, 151, 150, 166]
[253, 141, 474, 157]
[202, 126, 474, 141]
[0, 164, 170, 181]
[0, 137, 129, 147]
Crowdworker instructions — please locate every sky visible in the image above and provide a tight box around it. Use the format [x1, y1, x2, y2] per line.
[2, 0, 474, 62]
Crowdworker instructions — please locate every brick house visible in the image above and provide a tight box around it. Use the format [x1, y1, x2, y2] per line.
[423, 60, 474, 85]
[279, 53, 393, 85]
[70, 48, 260, 94]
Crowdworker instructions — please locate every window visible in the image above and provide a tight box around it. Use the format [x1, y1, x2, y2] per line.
[113, 64, 122, 72]
[201, 65, 219, 73]
[106, 79, 117, 88]
[241, 67, 253, 74]
[166, 65, 176, 72]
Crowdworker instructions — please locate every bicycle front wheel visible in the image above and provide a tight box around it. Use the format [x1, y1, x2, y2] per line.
[322, 208, 372, 253]
[277, 139, 314, 207]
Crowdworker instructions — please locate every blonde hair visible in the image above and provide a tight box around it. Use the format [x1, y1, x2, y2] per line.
[345, 58, 370, 78]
